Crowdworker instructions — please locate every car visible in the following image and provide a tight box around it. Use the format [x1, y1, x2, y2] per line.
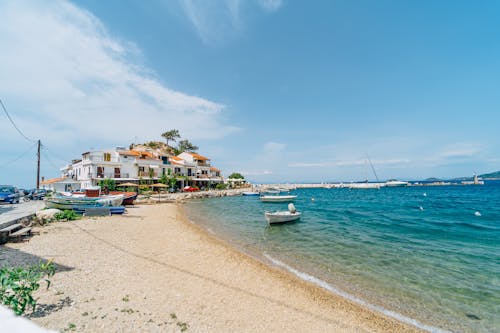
[30, 189, 48, 200]
[0, 185, 20, 204]
[183, 186, 200, 192]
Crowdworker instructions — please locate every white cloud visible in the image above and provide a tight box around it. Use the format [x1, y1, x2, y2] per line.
[179, 0, 242, 45]
[0, 0, 238, 150]
[438, 143, 482, 158]
[177, 0, 283, 45]
[263, 141, 286, 153]
[258, 0, 283, 12]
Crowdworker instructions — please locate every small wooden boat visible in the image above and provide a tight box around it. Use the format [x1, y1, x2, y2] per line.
[109, 191, 137, 205]
[260, 195, 297, 202]
[45, 192, 124, 209]
[265, 203, 301, 224]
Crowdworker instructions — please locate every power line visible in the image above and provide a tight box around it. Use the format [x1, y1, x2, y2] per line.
[0, 98, 35, 143]
[41, 147, 62, 172]
[0, 142, 38, 169]
[41, 144, 70, 163]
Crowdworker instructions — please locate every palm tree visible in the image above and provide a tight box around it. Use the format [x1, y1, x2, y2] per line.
[161, 129, 180, 147]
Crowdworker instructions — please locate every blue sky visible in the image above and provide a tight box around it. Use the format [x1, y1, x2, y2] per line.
[1, 0, 499, 187]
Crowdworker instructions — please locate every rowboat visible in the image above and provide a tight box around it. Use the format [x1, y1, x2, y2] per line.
[260, 195, 297, 202]
[242, 191, 260, 196]
[44, 193, 124, 209]
[265, 203, 301, 224]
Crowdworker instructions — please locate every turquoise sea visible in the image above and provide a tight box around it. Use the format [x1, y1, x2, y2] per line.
[183, 182, 500, 333]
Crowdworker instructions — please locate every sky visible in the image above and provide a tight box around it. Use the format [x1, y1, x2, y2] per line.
[1, 0, 499, 187]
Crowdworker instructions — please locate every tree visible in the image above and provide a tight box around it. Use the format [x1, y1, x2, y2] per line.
[161, 129, 181, 147]
[177, 139, 198, 153]
[228, 172, 244, 179]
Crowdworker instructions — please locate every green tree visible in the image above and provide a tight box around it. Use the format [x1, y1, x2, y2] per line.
[160, 173, 168, 184]
[161, 129, 181, 147]
[228, 172, 244, 179]
[98, 179, 116, 191]
[177, 139, 199, 153]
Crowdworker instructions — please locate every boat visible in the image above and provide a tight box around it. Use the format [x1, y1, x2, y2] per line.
[44, 192, 124, 209]
[265, 203, 301, 224]
[343, 182, 384, 189]
[260, 195, 297, 202]
[242, 191, 260, 196]
[109, 191, 137, 205]
[385, 180, 409, 187]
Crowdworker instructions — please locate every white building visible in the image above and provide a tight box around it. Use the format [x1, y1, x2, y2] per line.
[40, 177, 81, 192]
[61, 147, 223, 189]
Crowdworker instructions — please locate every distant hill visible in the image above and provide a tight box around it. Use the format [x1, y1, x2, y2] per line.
[479, 171, 500, 179]
[424, 177, 442, 182]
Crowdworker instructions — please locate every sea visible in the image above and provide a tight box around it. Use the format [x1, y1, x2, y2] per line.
[183, 181, 500, 333]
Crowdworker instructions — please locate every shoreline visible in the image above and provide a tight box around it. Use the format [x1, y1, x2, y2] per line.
[179, 204, 447, 333]
[1, 203, 422, 332]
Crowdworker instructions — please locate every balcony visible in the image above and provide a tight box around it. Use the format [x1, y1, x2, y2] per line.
[88, 156, 120, 163]
[93, 172, 130, 179]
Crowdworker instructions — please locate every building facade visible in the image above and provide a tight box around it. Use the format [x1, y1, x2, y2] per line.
[60, 147, 224, 189]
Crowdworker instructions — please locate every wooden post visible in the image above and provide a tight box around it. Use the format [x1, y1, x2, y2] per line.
[36, 139, 41, 189]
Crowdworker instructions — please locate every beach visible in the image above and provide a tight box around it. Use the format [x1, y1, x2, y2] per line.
[1, 203, 421, 332]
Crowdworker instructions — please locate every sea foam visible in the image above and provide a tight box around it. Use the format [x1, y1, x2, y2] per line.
[263, 253, 451, 333]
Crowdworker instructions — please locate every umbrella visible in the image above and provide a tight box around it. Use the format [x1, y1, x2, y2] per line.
[151, 183, 168, 202]
[151, 183, 168, 188]
[118, 182, 139, 187]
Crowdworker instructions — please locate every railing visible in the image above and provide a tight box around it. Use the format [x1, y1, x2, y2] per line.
[92, 172, 130, 179]
[88, 156, 120, 163]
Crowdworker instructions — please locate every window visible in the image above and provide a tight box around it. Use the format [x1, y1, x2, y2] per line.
[104, 153, 111, 161]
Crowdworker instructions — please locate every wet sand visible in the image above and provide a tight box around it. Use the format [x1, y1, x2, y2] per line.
[1, 204, 422, 332]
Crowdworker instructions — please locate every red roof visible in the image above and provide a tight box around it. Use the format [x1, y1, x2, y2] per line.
[40, 177, 67, 185]
[187, 152, 210, 161]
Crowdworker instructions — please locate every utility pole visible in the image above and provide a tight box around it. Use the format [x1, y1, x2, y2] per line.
[37, 139, 41, 189]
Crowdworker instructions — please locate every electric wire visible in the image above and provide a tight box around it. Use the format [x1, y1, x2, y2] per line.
[0, 98, 36, 143]
[41, 144, 71, 163]
[41, 147, 63, 172]
[0, 142, 38, 169]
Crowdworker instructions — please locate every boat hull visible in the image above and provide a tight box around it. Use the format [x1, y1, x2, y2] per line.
[242, 192, 260, 196]
[260, 195, 297, 202]
[265, 211, 301, 224]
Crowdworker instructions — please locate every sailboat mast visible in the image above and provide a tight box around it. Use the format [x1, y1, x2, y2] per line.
[367, 156, 379, 182]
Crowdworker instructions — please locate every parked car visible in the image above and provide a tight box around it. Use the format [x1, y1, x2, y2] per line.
[0, 185, 20, 204]
[183, 186, 200, 192]
[29, 189, 48, 200]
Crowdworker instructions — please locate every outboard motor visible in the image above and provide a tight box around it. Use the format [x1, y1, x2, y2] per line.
[288, 203, 296, 213]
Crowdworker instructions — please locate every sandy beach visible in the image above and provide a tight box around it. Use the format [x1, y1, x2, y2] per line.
[0, 204, 422, 332]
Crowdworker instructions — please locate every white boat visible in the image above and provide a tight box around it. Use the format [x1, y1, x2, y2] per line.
[260, 195, 297, 202]
[45, 193, 124, 209]
[344, 182, 384, 189]
[242, 191, 260, 196]
[265, 203, 301, 224]
[385, 180, 409, 187]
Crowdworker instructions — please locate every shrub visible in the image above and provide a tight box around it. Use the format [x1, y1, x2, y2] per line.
[0, 261, 56, 315]
[215, 183, 227, 190]
[54, 210, 81, 221]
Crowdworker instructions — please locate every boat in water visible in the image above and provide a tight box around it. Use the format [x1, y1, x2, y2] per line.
[260, 195, 297, 202]
[242, 191, 260, 196]
[265, 203, 301, 224]
[343, 182, 384, 189]
[385, 179, 409, 187]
